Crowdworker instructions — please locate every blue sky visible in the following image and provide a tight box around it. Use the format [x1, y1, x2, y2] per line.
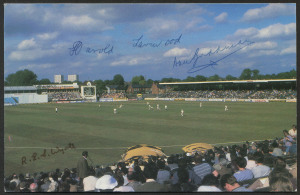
[4, 3, 296, 82]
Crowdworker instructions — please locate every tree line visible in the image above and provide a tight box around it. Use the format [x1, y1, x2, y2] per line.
[4, 68, 296, 94]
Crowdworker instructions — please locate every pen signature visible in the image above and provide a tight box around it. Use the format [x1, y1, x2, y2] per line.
[173, 40, 255, 73]
[21, 143, 75, 165]
[132, 34, 182, 48]
[69, 41, 113, 56]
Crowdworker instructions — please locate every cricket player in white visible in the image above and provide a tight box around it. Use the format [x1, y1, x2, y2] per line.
[157, 104, 160, 110]
[225, 105, 228, 111]
[200, 102, 202, 107]
[55, 107, 58, 113]
[165, 105, 168, 110]
[119, 104, 123, 108]
[148, 105, 153, 110]
[181, 109, 184, 116]
[114, 108, 117, 114]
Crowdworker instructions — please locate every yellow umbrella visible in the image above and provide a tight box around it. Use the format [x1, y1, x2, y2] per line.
[122, 144, 166, 162]
[182, 143, 213, 154]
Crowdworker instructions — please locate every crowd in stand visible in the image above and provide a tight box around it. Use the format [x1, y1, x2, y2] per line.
[48, 92, 81, 101]
[4, 126, 297, 192]
[159, 89, 296, 99]
[100, 92, 126, 99]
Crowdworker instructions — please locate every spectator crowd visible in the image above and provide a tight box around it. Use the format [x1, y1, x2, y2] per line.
[100, 92, 126, 99]
[4, 126, 297, 192]
[48, 92, 81, 101]
[159, 89, 296, 99]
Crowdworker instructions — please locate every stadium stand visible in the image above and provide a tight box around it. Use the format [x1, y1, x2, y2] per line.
[4, 136, 297, 192]
[4, 97, 19, 106]
[158, 89, 296, 99]
[48, 92, 82, 101]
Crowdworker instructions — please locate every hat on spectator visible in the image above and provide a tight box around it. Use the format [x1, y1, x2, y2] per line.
[30, 183, 38, 192]
[19, 182, 26, 190]
[95, 175, 118, 190]
[25, 173, 31, 179]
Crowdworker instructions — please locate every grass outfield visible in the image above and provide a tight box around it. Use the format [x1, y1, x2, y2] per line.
[4, 101, 296, 176]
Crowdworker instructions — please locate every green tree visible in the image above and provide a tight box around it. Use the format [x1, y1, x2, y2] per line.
[207, 74, 222, 81]
[252, 69, 260, 79]
[146, 79, 154, 85]
[39, 78, 51, 84]
[195, 75, 207, 81]
[225, 75, 237, 81]
[239, 68, 252, 80]
[94, 79, 106, 95]
[5, 69, 38, 86]
[131, 75, 145, 85]
[112, 74, 125, 86]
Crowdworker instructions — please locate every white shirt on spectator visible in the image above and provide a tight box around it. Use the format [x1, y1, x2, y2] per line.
[251, 165, 270, 178]
[83, 176, 98, 191]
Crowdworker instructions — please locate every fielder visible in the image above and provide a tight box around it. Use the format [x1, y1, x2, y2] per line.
[181, 109, 184, 116]
[119, 104, 123, 108]
[114, 108, 117, 114]
[225, 105, 228, 111]
[148, 105, 153, 110]
[165, 105, 168, 110]
[55, 107, 58, 113]
[200, 102, 202, 108]
[157, 104, 160, 110]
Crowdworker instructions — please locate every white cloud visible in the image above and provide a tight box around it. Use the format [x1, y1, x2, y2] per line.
[37, 32, 59, 40]
[233, 27, 259, 37]
[280, 45, 296, 55]
[242, 3, 296, 22]
[9, 48, 56, 61]
[110, 56, 152, 66]
[163, 47, 191, 57]
[248, 41, 278, 50]
[18, 63, 55, 70]
[62, 15, 96, 26]
[214, 12, 228, 23]
[17, 38, 37, 50]
[231, 23, 295, 40]
[254, 23, 295, 39]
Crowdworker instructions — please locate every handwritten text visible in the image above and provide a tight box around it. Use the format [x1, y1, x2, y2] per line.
[21, 143, 75, 165]
[69, 41, 113, 56]
[132, 34, 182, 48]
[173, 40, 255, 73]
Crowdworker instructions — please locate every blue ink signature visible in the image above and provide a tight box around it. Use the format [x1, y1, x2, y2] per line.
[69, 41, 113, 56]
[132, 34, 182, 48]
[173, 40, 255, 73]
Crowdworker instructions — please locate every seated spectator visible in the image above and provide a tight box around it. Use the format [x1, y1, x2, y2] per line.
[269, 175, 294, 192]
[288, 125, 297, 139]
[29, 183, 38, 192]
[83, 169, 98, 192]
[171, 158, 201, 186]
[232, 157, 254, 182]
[113, 171, 134, 192]
[47, 172, 58, 192]
[166, 155, 178, 171]
[270, 141, 283, 157]
[19, 181, 30, 192]
[10, 174, 20, 187]
[125, 167, 142, 191]
[135, 163, 169, 192]
[156, 159, 171, 184]
[220, 174, 252, 192]
[170, 167, 197, 192]
[95, 175, 118, 192]
[251, 152, 271, 178]
[281, 129, 295, 155]
[192, 154, 214, 182]
[58, 182, 70, 192]
[245, 153, 257, 170]
[197, 174, 222, 192]
[213, 158, 233, 178]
